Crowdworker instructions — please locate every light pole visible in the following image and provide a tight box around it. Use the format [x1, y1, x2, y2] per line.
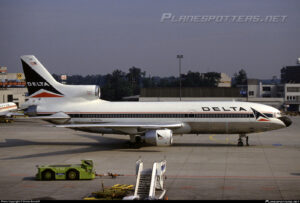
[177, 54, 183, 101]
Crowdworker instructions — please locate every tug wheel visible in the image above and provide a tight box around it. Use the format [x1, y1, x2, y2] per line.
[67, 170, 79, 180]
[42, 170, 55, 180]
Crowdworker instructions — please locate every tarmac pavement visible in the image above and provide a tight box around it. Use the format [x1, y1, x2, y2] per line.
[0, 117, 300, 200]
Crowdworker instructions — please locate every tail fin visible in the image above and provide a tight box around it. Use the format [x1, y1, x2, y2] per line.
[21, 55, 64, 98]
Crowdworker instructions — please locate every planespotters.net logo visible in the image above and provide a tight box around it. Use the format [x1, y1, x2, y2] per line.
[160, 13, 287, 23]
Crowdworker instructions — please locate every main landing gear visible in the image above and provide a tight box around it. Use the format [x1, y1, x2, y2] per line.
[129, 135, 143, 148]
[237, 134, 249, 146]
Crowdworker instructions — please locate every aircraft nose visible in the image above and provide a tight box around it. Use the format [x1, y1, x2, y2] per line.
[278, 116, 292, 127]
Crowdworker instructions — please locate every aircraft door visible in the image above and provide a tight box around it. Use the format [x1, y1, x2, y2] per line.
[188, 109, 196, 122]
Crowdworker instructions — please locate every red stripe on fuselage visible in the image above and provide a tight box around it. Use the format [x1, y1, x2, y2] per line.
[0, 105, 17, 111]
[258, 118, 269, 122]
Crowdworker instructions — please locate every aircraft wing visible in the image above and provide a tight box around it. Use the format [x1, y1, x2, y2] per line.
[0, 112, 10, 117]
[19, 112, 71, 123]
[55, 122, 183, 129]
[0, 112, 24, 118]
[28, 115, 69, 120]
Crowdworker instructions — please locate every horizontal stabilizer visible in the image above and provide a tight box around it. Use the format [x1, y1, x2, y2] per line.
[24, 112, 71, 124]
[6, 112, 24, 117]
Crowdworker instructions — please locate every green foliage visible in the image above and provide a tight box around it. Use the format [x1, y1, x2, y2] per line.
[102, 70, 133, 101]
[233, 69, 247, 86]
[126, 66, 146, 95]
[53, 68, 223, 101]
[181, 71, 221, 87]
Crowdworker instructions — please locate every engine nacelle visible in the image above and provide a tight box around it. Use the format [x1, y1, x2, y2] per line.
[24, 105, 37, 116]
[59, 84, 101, 100]
[144, 129, 173, 146]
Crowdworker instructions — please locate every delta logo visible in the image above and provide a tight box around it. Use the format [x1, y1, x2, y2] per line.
[251, 108, 270, 122]
[27, 82, 50, 87]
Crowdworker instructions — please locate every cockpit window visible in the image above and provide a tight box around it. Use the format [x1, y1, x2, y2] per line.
[264, 113, 274, 118]
[275, 112, 281, 118]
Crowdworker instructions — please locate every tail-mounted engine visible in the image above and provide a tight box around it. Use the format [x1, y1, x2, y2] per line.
[61, 84, 101, 100]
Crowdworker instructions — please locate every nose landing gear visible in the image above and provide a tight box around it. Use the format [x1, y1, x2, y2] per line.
[238, 134, 249, 146]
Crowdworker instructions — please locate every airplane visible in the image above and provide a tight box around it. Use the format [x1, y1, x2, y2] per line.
[0, 102, 18, 122]
[20, 55, 292, 147]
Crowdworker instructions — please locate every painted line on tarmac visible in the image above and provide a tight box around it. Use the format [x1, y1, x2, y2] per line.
[209, 134, 235, 145]
[63, 184, 76, 188]
[21, 184, 37, 188]
[9, 173, 300, 180]
[166, 175, 300, 180]
[9, 173, 30, 177]
[261, 186, 277, 191]
[180, 186, 195, 190]
[124, 174, 300, 180]
[179, 185, 277, 191]
[221, 186, 235, 190]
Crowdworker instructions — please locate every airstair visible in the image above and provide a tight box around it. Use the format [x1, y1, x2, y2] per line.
[123, 159, 167, 200]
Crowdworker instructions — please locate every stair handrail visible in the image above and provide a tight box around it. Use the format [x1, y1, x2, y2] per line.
[134, 159, 143, 197]
[148, 162, 157, 198]
[155, 160, 167, 190]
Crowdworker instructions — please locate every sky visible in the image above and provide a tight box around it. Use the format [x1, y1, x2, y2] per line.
[0, 0, 299, 79]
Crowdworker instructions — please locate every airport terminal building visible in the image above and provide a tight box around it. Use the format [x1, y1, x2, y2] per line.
[140, 60, 300, 112]
[0, 66, 28, 107]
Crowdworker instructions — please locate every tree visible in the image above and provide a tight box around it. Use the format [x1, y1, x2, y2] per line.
[52, 68, 224, 100]
[126, 66, 145, 95]
[101, 70, 131, 101]
[202, 72, 221, 87]
[233, 69, 247, 86]
[181, 71, 202, 87]
[181, 71, 220, 87]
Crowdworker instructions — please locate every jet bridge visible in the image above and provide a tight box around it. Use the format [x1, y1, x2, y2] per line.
[123, 159, 167, 200]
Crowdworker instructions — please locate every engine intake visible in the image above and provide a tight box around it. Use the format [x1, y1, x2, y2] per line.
[24, 105, 37, 116]
[144, 129, 173, 146]
[59, 84, 101, 100]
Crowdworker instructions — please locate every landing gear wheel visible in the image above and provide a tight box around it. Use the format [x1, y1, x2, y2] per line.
[237, 134, 249, 146]
[128, 135, 143, 148]
[135, 136, 142, 144]
[238, 141, 244, 146]
[237, 134, 246, 147]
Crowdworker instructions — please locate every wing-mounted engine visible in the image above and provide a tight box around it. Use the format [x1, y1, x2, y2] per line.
[144, 129, 173, 146]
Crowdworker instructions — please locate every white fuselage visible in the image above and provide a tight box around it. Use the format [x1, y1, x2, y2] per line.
[0, 102, 18, 117]
[33, 99, 286, 135]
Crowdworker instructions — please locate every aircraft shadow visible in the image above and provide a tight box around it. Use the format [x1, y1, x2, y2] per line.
[23, 176, 36, 181]
[173, 142, 237, 147]
[0, 133, 240, 160]
[0, 134, 160, 160]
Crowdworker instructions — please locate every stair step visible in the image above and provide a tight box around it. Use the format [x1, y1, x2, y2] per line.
[136, 169, 155, 199]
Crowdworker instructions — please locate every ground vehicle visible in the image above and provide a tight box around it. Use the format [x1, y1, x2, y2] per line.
[36, 160, 95, 180]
